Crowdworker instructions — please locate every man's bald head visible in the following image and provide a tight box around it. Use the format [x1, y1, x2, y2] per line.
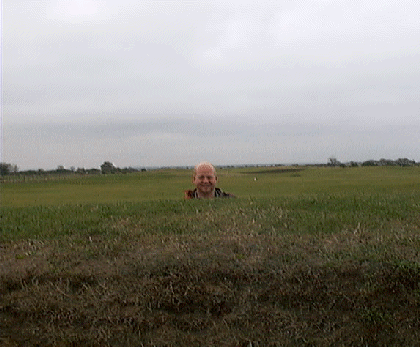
[192, 162, 218, 198]
[193, 161, 216, 176]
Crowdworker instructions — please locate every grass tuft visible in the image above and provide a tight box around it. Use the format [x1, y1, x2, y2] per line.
[1, 166, 419, 345]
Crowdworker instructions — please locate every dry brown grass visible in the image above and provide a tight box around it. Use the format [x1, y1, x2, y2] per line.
[1, 226, 420, 347]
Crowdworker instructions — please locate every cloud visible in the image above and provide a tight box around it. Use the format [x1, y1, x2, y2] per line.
[3, 117, 419, 170]
[44, 0, 108, 24]
[2, 0, 420, 168]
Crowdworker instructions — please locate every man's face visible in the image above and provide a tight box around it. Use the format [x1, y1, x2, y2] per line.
[193, 165, 217, 196]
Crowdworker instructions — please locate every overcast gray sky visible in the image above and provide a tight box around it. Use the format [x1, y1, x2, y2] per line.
[2, 0, 420, 170]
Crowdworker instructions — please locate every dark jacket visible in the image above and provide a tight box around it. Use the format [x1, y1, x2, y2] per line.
[184, 188, 234, 199]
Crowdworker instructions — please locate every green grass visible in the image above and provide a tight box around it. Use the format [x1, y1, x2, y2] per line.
[1, 170, 187, 207]
[2, 166, 419, 242]
[2, 166, 419, 207]
[1, 166, 420, 346]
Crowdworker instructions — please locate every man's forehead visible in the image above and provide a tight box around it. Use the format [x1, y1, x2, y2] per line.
[194, 162, 217, 176]
[196, 166, 215, 174]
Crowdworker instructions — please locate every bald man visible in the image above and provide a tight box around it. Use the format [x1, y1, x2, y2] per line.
[184, 162, 234, 199]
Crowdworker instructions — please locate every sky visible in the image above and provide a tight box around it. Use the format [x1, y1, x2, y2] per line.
[2, 0, 420, 170]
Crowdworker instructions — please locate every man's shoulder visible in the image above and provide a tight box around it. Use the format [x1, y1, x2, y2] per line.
[214, 188, 235, 198]
[184, 188, 235, 199]
[184, 189, 197, 199]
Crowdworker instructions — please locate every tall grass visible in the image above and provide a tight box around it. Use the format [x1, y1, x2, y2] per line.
[1, 166, 420, 346]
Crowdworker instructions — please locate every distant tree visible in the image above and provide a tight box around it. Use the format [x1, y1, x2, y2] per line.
[0, 163, 12, 175]
[55, 165, 70, 174]
[362, 160, 378, 166]
[348, 161, 359, 167]
[56, 165, 72, 174]
[87, 168, 101, 175]
[378, 158, 395, 166]
[101, 161, 117, 174]
[0, 163, 18, 175]
[328, 157, 341, 167]
[120, 167, 139, 174]
[396, 158, 415, 167]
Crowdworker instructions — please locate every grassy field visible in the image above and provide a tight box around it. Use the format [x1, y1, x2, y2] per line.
[1, 166, 420, 346]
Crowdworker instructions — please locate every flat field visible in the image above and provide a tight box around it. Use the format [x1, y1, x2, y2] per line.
[1, 166, 420, 346]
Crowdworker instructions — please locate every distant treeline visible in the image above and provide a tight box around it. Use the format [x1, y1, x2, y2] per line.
[326, 157, 418, 167]
[0, 161, 145, 177]
[1, 158, 418, 177]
